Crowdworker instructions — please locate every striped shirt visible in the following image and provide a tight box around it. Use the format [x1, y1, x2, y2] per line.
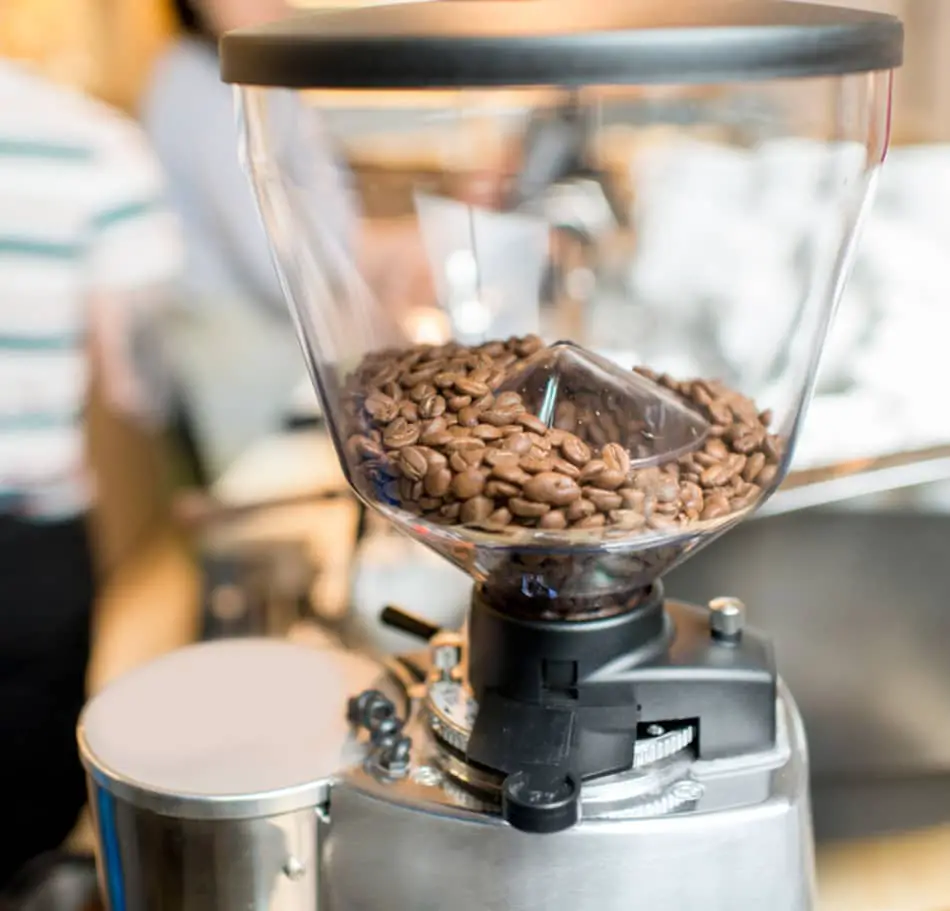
[0, 60, 182, 519]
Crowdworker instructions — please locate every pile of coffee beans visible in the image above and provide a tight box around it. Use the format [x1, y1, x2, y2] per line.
[342, 336, 784, 536]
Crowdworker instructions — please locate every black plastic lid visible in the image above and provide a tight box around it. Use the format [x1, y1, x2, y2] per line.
[220, 0, 902, 90]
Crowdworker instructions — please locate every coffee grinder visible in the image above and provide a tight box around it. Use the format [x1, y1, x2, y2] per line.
[79, 2, 901, 909]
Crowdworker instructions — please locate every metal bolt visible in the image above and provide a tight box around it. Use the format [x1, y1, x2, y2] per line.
[411, 765, 443, 787]
[708, 596, 745, 642]
[646, 724, 665, 737]
[671, 780, 704, 802]
[432, 644, 460, 678]
[283, 857, 306, 881]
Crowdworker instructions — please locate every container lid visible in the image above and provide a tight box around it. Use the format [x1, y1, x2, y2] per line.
[220, 0, 903, 90]
[78, 638, 384, 820]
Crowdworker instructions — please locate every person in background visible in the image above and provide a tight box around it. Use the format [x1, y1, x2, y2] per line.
[141, 0, 305, 481]
[0, 56, 184, 884]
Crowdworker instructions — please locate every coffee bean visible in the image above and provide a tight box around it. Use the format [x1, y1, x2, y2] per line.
[709, 401, 732, 426]
[450, 450, 485, 472]
[730, 488, 760, 511]
[509, 498, 551, 518]
[434, 371, 457, 388]
[609, 510, 647, 530]
[550, 458, 581, 478]
[575, 514, 606, 529]
[704, 437, 729, 460]
[578, 460, 607, 484]
[485, 480, 521, 498]
[461, 496, 494, 524]
[759, 409, 773, 428]
[495, 391, 523, 410]
[539, 510, 568, 530]
[586, 489, 623, 512]
[679, 481, 704, 514]
[398, 401, 419, 422]
[458, 406, 482, 427]
[566, 499, 597, 522]
[365, 391, 399, 422]
[383, 417, 420, 449]
[419, 447, 448, 470]
[701, 493, 731, 520]
[619, 488, 646, 511]
[602, 443, 631, 475]
[452, 468, 487, 500]
[732, 431, 763, 455]
[455, 377, 490, 398]
[447, 395, 473, 412]
[473, 393, 495, 411]
[757, 464, 778, 487]
[441, 502, 462, 520]
[370, 363, 400, 386]
[742, 452, 766, 483]
[399, 446, 429, 482]
[587, 467, 627, 491]
[655, 478, 679, 503]
[523, 472, 582, 507]
[700, 464, 731, 488]
[484, 449, 519, 468]
[503, 433, 534, 456]
[763, 436, 783, 463]
[515, 334, 544, 357]
[349, 434, 384, 461]
[647, 515, 679, 531]
[418, 394, 447, 419]
[520, 456, 555, 474]
[486, 507, 513, 527]
[472, 424, 504, 441]
[424, 466, 452, 498]
[445, 437, 486, 452]
[448, 425, 474, 438]
[421, 429, 453, 447]
[491, 462, 531, 486]
[560, 434, 591, 467]
[517, 413, 549, 435]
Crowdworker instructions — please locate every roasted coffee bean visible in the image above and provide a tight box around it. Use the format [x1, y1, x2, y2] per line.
[701, 493, 731, 521]
[491, 462, 531, 486]
[567, 498, 597, 522]
[704, 437, 729, 460]
[398, 401, 419, 422]
[365, 391, 399, 422]
[550, 457, 581, 478]
[421, 429, 453, 447]
[450, 450, 485, 472]
[602, 443, 631, 475]
[441, 502, 462, 520]
[346, 338, 783, 536]
[585, 489, 623, 512]
[485, 480, 521, 498]
[486, 507, 513, 527]
[560, 433, 591, 467]
[757, 464, 778, 487]
[399, 446, 429, 482]
[523, 472, 582, 507]
[445, 437, 486, 452]
[539, 510, 568, 530]
[574, 513, 606, 529]
[447, 395, 473, 412]
[452, 468, 487, 500]
[520, 456, 554, 474]
[461, 496, 494, 524]
[458, 406, 482, 427]
[517, 413, 549, 435]
[418, 394, 446, 420]
[578, 460, 607, 484]
[454, 377, 490, 398]
[383, 417, 420, 449]
[742, 452, 766, 483]
[409, 382, 435, 403]
[609, 509, 647, 530]
[472, 424, 504, 441]
[424, 466, 452, 498]
[700, 464, 731, 488]
[503, 433, 534, 456]
[509, 497, 551, 518]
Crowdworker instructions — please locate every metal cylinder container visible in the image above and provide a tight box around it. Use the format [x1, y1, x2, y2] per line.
[77, 639, 382, 911]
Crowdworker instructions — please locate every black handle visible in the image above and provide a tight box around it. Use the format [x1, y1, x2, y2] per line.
[379, 605, 441, 642]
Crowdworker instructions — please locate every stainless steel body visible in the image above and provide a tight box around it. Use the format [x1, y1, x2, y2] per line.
[324, 680, 814, 911]
[86, 792, 324, 911]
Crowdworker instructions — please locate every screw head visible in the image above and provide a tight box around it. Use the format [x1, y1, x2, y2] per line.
[283, 857, 306, 881]
[708, 596, 745, 641]
[671, 780, 704, 802]
[411, 765, 443, 787]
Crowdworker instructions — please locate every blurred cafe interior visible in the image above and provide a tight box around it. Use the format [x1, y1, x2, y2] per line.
[3, 0, 950, 909]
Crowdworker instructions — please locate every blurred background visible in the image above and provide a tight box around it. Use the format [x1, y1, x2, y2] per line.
[3, 1, 950, 909]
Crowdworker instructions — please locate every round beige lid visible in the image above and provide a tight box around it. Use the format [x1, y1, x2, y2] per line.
[79, 638, 384, 819]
